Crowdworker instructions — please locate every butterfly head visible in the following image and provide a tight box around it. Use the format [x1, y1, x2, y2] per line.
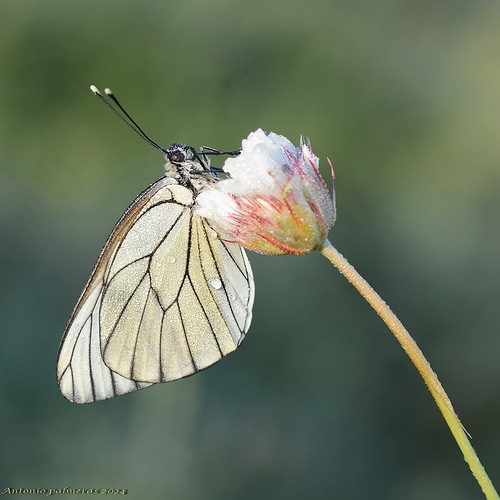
[164, 143, 215, 192]
[165, 143, 206, 171]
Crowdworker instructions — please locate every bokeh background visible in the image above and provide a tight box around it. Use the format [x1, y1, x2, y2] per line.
[1, 1, 499, 499]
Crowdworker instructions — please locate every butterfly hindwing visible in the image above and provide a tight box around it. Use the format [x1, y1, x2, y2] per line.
[100, 183, 254, 382]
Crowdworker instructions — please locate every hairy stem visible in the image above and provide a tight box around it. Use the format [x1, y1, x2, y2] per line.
[318, 239, 498, 500]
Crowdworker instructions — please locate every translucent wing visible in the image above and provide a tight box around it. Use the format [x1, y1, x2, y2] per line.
[57, 176, 254, 403]
[100, 185, 254, 382]
[57, 277, 154, 404]
[57, 178, 169, 403]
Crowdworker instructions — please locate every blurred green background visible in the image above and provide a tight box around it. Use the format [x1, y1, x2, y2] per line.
[1, 1, 499, 499]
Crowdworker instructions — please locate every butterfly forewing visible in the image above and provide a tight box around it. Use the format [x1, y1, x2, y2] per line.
[57, 178, 172, 403]
[57, 171, 254, 403]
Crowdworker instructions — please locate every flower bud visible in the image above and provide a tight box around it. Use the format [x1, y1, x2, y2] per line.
[196, 129, 336, 255]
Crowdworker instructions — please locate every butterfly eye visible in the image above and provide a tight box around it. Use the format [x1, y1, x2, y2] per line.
[168, 150, 186, 164]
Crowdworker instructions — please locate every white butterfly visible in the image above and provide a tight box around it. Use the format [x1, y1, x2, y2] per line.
[57, 87, 255, 403]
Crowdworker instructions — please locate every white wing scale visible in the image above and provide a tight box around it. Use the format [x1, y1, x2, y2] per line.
[57, 177, 254, 403]
[57, 281, 153, 404]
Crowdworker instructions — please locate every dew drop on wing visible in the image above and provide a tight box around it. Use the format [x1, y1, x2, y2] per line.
[225, 283, 237, 301]
[208, 277, 222, 290]
[206, 227, 218, 240]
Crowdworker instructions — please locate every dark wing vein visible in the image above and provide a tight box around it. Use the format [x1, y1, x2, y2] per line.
[201, 220, 252, 334]
[105, 200, 188, 280]
[195, 221, 237, 341]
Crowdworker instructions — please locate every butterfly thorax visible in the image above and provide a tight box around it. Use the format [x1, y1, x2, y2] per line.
[163, 143, 217, 194]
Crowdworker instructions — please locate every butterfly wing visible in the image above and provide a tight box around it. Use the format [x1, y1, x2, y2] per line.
[57, 177, 254, 403]
[99, 183, 254, 382]
[57, 277, 155, 404]
[57, 178, 172, 403]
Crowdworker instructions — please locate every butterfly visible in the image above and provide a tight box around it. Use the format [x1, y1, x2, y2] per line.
[56, 87, 255, 403]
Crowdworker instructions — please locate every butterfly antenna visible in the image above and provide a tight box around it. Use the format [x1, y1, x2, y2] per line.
[90, 85, 167, 153]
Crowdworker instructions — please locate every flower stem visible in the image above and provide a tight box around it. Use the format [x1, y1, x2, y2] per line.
[318, 239, 498, 500]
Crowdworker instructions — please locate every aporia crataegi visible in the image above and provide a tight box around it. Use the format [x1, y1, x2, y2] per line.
[56, 87, 255, 403]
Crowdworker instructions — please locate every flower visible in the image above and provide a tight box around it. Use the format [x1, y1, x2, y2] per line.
[196, 129, 336, 256]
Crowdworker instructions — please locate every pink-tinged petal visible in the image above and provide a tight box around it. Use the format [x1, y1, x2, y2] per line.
[196, 129, 336, 256]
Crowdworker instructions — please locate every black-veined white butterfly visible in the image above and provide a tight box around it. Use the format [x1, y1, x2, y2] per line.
[57, 87, 255, 403]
